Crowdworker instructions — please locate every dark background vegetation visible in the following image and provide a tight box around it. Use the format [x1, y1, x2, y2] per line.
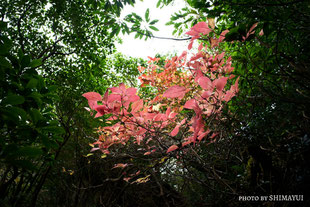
[1, 0, 309, 206]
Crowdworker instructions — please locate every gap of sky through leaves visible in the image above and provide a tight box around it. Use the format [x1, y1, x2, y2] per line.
[115, 0, 188, 59]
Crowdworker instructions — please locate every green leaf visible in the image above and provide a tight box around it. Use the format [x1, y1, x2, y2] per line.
[0, 56, 11, 68]
[29, 108, 42, 124]
[41, 135, 59, 149]
[55, 136, 64, 142]
[145, 8, 150, 22]
[149, 26, 159, 31]
[132, 13, 142, 22]
[156, 0, 162, 8]
[15, 146, 43, 158]
[149, 19, 159, 25]
[1, 106, 27, 123]
[11, 160, 37, 170]
[30, 59, 42, 68]
[21, 55, 31, 68]
[28, 92, 42, 106]
[26, 78, 38, 89]
[41, 135, 50, 148]
[134, 32, 140, 39]
[17, 49, 24, 59]
[165, 21, 173, 26]
[123, 24, 130, 34]
[36, 75, 45, 90]
[48, 85, 58, 92]
[41, 125, 65, 135]
[49, 140, 59, 149]
[110, 26, 121, 37]
[0, 37, 12, 55]
[2, 94, 25, 105]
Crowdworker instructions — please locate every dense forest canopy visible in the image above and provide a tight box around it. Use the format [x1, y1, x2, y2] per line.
[1, 0, 309, 206]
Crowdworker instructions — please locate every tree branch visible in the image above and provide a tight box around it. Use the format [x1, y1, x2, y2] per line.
[72, 176, 123, 190]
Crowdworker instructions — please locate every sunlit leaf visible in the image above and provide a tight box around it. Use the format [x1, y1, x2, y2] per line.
[145, 8, 150, 22]
[148, 25, 158, 32]
[167, 145, 179, 153]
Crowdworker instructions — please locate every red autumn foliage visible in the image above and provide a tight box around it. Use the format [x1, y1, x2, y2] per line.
[83, 22, 239, 169]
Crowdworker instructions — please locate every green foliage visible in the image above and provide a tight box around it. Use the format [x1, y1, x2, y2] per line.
[123, 11, 160, 40]
[0, 35, 64, 172]
[156, 0, 174, 8]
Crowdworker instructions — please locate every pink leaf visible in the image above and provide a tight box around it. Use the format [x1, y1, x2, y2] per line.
[108, 94, 121, 103]
[233, 77, 239, 93]
[165, 107, 171, 117]
[112, 163, 128, 169]
[167, 145, 179, 153]
[110, 86, 122, 94]
[202, 91, 212, 99]
[191, 22, 211, 35]
[153, 113, 166, 122]
[127, 94, 140, 103]
[126, 87, 137, 96]
[182, 140, 192, 147]
[171, 117, 187, 136]
[90, 147, 100, 152]
[249, 23, 258, 34]
[82, 92, 102, 101]
[190, 52, 204, 62]
[217, 52, 225, 61]
[136, 136, 143, 145]
[210, 133, 218, 139]
[136, 128, 147, 136]
[197, 130, 210, 141]
[197, 76, 212, 90]
[123, 177, 131, 182]
[132, 99, 143, 112]
[219, 30, 229, 42]
[163, 85, 187, 99]
[259, 29, 264, 36]
[214, 77, 228, 91]
[103, 90, 109, 102]
[171, 124, 181, 137]
[223, 90, 234, 102]
[168, 112, 177, 119]
[94, 105, 107, 117]
[87, 100, 98, 110]
[178, 51, 187, 61]
[244, 23, 258, 40]
[184, 99, 197, 110]
[119, 83, 126, 92]
[144, 151, 151, 156]
[194, 69, 204, 82]
[180, 118, 186, 125]
[188, 41, 194, 50]
[185, 30, 198, 36]
[101, 149, 110, 154]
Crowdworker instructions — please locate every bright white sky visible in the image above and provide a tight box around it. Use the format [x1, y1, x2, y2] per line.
[115, 0, 189, 59]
